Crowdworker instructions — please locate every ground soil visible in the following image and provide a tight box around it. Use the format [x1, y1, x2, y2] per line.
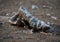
[0, 0, 60, 42]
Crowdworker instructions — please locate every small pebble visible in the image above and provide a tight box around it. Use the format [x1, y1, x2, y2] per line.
[43, 5, 48, 8]
[42, 5, 52, 9]
[51, 16, 57, 20]
[32, 5, 39, 10]
[47, 22, 50, 25]
[6, 13, 9, 16]
[46, 13, 51, 16]
[51, 23, 54, 25]
[23, 30, 33, 34]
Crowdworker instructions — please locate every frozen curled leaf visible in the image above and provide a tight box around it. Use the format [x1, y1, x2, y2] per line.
[19, 6, 51, 29]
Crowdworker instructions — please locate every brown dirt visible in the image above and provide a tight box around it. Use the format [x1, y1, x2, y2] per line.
[0, 0, 60, 42]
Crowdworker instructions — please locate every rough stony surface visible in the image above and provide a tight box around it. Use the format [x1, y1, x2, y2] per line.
[0, 0, 60, 42]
